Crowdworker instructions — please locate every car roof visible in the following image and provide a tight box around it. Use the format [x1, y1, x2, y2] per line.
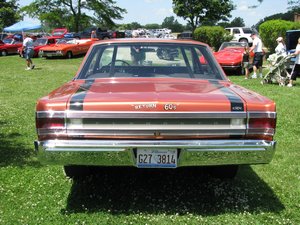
[92, 38, 208, 47]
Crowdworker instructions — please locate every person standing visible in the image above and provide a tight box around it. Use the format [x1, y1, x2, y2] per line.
[22, 33, 35, 70]
[275, 37, 286, 56]
[249, 32, 264, 78]
[242, 46, 250, 79]
[288, 37, 300, 87]
[91, 30, 97, 38]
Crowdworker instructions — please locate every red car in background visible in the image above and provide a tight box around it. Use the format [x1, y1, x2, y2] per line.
[39, 38, 96, 59]
[214, 42, 250, 75]
[51, 28, 68, 38]
[0, 38, 23, 56]
[18, 36, 58, 58]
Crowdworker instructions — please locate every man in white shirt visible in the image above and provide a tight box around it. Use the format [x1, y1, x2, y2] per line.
[249, 33, 264, 78]
[22, 33, 35, 70]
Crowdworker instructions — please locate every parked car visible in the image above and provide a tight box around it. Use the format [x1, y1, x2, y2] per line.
[0, 33, 8, 40]
[74, 27, 125, 39]
[39, 38, 96, 59]
[0, 38, 23, 56]
[34, 38, 277, 179]
[162, 34, 176, 39]
[18, 36, 58, 58]
[225, 27, 257, 45]
[177, 31, 193, 39]
[51, 28, 68, 38]
[214, 41, 250, 74]
[286, 29, 300, 74]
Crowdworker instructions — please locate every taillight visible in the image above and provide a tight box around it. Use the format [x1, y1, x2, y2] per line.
[112, 32, 117, 38]
[248, 118, 276, 129]
[246, 116, 276, 140]
[36, 118, 65, 129]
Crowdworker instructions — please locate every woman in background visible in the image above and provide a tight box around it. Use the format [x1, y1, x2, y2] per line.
[288, 37, 300, 87]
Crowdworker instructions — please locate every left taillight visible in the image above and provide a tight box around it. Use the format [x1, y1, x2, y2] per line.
[36, 117, 65, 129]
[36, 112, 66, 136]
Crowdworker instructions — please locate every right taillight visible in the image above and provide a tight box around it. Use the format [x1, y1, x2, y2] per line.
[246, 113, 276, 141]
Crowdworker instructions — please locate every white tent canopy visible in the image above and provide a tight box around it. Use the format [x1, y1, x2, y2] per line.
[4, 21, 42, 32]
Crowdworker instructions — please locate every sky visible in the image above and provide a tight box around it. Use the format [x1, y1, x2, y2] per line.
[19, 0, 290, 28]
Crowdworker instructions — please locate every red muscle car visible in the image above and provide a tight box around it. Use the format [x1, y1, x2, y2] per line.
[214, 42, 250, 74]
[0, 38, 23, 56]
[34, 39, 276, 179]
[39, 38, 96, 59]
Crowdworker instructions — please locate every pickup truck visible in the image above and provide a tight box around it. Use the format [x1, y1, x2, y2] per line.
[74, 27, 125, 39]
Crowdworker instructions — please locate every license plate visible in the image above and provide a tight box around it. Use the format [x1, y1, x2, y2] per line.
[136, 149, 177, 168]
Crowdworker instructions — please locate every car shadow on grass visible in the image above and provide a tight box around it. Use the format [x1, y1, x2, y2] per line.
[0, 132, 40, 167]
[64, 166, 284, 216]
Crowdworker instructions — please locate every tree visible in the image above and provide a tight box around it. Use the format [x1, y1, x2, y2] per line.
[161, 16, 184, 32]
[254, 7, 300, 29]
[250, 0, 299, 9]
[21, 0, 126, 32]
[0, 0, 21, 30]
[117, 22, 142, 31]
[172, 0, 234, 32]
[144, 23, 161, 30]
[288, 0, 300, 10]
[229, 17, 245, 27]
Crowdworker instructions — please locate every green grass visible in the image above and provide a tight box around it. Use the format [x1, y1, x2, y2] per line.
[0, 55, 299, 224]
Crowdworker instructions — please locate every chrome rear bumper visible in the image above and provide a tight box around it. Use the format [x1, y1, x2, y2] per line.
[35, 139, 276, 167]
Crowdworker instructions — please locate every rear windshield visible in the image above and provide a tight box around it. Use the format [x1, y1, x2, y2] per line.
[243, 28, 253, 34]
[77, 42, 225, 80]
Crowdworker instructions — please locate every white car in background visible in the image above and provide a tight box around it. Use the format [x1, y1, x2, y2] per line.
[225, 27, 257, 45]
[162, 34, 176, 39]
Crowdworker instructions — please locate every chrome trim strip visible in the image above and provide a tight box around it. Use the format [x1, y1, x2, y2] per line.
[248, 112, 276, 118]
[36, 111, 247, 119]
[247, 128, 275, 136]
[36, 111, 65, 118]
[38, 129, 246, 136]
[37, 139, 274, 149]
[36, 111, 277, 119]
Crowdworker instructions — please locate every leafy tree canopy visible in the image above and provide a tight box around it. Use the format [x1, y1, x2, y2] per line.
[254, 7, 300, 29]
[218, 17, 245, 28]
[0, 0, 21, 31]
[172, 0, 235, 32]
[288, 0, 300, 10]
[161, 16, 184, 32]
[21, 0, 126, 32]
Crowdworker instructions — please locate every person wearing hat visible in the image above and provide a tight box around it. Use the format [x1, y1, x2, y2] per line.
[249, 32, 264, 78]
[288, 37, 300, 87]
[275, 37, 286, 56]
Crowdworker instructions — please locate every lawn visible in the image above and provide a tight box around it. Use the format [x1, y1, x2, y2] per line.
[0, 55, 299, 224]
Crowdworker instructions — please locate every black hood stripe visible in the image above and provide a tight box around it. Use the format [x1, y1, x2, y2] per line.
[69, 79, 95, 110]
[209, 80, 244, 112]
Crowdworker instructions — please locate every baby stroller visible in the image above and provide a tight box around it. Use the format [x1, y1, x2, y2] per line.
[261, 54, 294, 86]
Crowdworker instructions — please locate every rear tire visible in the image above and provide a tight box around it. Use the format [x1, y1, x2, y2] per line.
[66, 51, 73, 59]
[1, 50, 8, 56]
[208, 165, 239, 179]
[239, 38, 248, 44]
